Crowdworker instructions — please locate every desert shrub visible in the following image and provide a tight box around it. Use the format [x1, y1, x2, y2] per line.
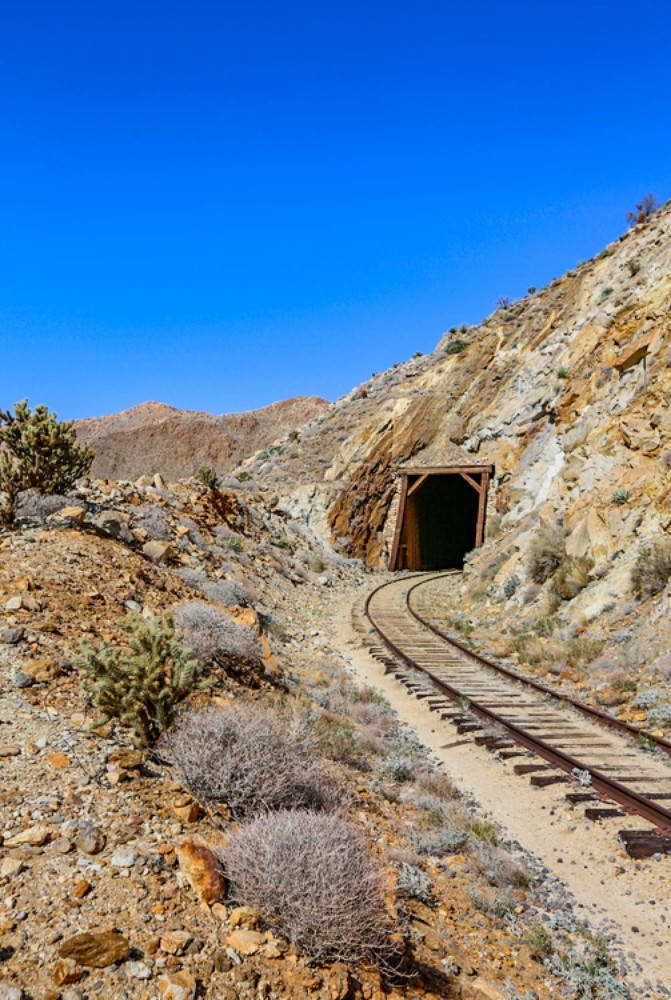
[173, 601, 262, 667]
[158, 704, 342, 816]
[470, 819, 498, 846]
[566, 635, 603, 666]
[626, 194, 658, 226]
[445, 339, 467, 355]
[16, 493, 72, 520]
[647, 703, 671, 729]
[502, 575, 519, 598]
[136, 507, 170, 540]
[551, 555, 593, 601]
[314, 716, 366, 767]
[229, 533, 243, 553]
[0, 400, 93, 526]
[525, 922, 554, 960]
[414, 824, 472, 857]
[556, 366, 571, 379]
[611, 487, 629, 505]
[378, 753, 414, 783]
[528, 529, 565, 584]
[473, 844, 530, 888]
[220, 810, 392, 963]
[631, 540, 671, 599]
[78, 613, 209, 746]
[201, 579, 248, 605]
[394, 861, 432, 904]
[415, 768, 457, 801]
[197, 464, 219, 490]
[176, 569, 248, 606]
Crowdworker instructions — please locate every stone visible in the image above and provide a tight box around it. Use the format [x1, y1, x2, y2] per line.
[93, 510, 131, 539]
[126, 960, 152, 980]
[460, 977, 505, 1000]
[143, 540, 173, 563]
[12, 672, 36, 690]
[52, 958, 84, 986]
[3, 824, 50, 847]
[0, 629, 23, 645]
[76, 823, 106, 855]
[157, 970, 197, 1000]
[176, 838, 226, 905]
[47, 752, 71, 769]
[0, 747, 20, 758]
[110, 847, 138, 868]
[51, 506, 87, 525]
[0, 859, 25, 878]
[172, 796, 200, 823]
[0, 985, 24, 1000]
[72, 879, 92, 899]
[224, 929, 265, 956]
[160, 930, 192, 955]
[228, 905, 259, 929]
[59, 930, 129, 968]
[4, 597, 23, 612]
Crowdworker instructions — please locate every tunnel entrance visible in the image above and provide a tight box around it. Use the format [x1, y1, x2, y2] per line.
[389, 466, 493, 571]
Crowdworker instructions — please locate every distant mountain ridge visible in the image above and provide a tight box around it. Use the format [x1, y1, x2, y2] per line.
[75, 396, 329, 481]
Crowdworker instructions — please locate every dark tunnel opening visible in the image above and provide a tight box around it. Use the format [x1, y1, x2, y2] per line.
[413, 474, 479, 569]
[390, 468, 492, 571]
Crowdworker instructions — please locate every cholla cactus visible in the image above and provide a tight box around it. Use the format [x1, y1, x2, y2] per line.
[78, 613, 211, 746]
[0, 400, 94, 525]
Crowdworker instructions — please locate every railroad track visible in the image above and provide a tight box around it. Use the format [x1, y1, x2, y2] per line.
[357, 573, 671, 858]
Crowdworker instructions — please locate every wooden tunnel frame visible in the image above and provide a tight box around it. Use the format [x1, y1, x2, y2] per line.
[389, 465, 495, 572]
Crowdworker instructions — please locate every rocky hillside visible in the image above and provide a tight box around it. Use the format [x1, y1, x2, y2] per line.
[244, 201, 671, 725]
[75, 396, 329, 482]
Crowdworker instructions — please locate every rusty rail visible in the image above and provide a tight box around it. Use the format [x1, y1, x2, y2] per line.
[364, 574, 671, 833]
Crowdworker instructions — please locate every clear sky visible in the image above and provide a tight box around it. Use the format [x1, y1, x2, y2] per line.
[2, 1, 670, 420]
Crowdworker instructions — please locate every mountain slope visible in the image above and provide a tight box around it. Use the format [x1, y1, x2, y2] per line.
[75, 396, 330, 481]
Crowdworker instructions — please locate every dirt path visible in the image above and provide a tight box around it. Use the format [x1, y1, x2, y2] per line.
[326, 583, 671, 998]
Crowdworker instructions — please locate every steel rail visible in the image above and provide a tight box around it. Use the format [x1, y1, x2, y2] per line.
[364, 575, 671, 833]
[406, 573, 671, 758]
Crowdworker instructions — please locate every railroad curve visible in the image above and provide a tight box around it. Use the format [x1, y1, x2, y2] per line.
[361, 573, 671, 850]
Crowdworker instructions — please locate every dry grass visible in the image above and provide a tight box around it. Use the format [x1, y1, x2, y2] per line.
[173, 600, 262, 667]
[219, 810, 393, 964]
[157, 703, 343, 818]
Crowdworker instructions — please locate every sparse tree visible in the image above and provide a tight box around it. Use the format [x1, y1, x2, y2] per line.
[626, 194, 658, 226]
[0, 400, 93, 525]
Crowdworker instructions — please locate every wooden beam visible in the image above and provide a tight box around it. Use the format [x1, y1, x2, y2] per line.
[474, 471, 489, 547]
[402, 464, 495, 476]
[407, 473, 429, 497]
[389, 476, 408, 571]
[458, 471, 483, 494]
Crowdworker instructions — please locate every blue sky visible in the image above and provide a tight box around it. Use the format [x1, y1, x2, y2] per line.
[2, 1, 670, 419]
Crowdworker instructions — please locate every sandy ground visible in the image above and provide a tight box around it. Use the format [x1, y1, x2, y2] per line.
[327, 581, 671, 998]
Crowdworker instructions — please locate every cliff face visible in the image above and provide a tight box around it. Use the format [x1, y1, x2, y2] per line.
[254, 203, 670, 577]
[75, 396, 330, 482]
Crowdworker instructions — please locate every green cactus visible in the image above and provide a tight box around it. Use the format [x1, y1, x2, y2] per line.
[78, 613, 212, 746]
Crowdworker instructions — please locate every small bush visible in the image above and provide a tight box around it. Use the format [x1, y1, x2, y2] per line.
[528, 529, 565, 584]
[612, 487, 629, 505]
[220, 810, 392, 963]
[173, 601, 262, 668]
[197, 464, 219, 490]
[314, 716, 366, 767]
[631, 540, 671, 599]
[526, 921, 554, 960]
[136, 507, 170, 540]
[474, 844, 530, 889]
[566, 635, 603, 666]
[551, 555, 593, 601]
[158, 704, 342, 816]
[394, 861, 432, 904]
[445, 339, 467, 356]
[16, 493, 72, 520]
[626, 194, 658, 226]
[78, 614, 209, 746]
[556, 366, 571, 379]
[0, 400, 94, 526]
